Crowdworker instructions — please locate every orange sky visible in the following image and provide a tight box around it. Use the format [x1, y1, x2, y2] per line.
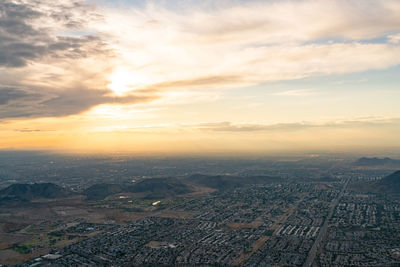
[1, 0, 400, 154]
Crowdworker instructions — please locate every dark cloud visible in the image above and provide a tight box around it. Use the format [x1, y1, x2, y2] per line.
[0, 86, 158, 119]
[0, 1, 151, 119]
[14, 129, 54, 132]
[0, 87, 40, 105]
[36, 88, 157, 117]
[0, 0, 106, 67]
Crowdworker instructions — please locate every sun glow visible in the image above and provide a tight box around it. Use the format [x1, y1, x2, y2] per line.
[107, 68, 147, 96]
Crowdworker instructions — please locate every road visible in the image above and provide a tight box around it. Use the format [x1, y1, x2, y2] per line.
[303, 179, 349, 267]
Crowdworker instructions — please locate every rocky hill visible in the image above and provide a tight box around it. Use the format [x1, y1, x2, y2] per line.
[0, 183, 71, 203]
[128, 178, 194, 199]
[83, 183, 125, 200]
[82, 174, 284, 201]
[373, 170, 400, 193]
[84, 178, 194, 200]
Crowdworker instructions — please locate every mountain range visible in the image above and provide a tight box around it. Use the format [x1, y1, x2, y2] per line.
[354, 157, 400, 167]
[0, 174, 283, 203]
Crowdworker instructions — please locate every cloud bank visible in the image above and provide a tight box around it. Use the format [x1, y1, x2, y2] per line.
[191, 118, 400, 133]
[0, 0, 162, 118]
[1, 0, 400, 119]
[100, 0, 400, 91]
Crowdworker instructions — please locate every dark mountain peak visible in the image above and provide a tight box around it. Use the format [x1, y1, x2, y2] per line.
[84, 178, 194, 201]
[83, 183, 124, 201]
[354, 157, 400, 166]
[0, 183, 71, 202]
[129, 178, 194, 199]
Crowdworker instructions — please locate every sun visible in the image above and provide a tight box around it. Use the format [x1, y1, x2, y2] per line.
[107, 68, 147, 96]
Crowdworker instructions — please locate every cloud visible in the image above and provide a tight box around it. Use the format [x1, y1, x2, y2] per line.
[13, 129, 54, 133]
[0, 85, 158, 119]
[191, 118, 400, 132]
[0, 87, 40, 105]
[99, 0, 400, 92]
[1, 0, 400, 120]
[272, 89, 318, 96]
[0, 0, 105, 67]
[135, 75, 243, 94]
[84, 117, 400, 135]
[388, 33, 400, 44]
[0, 0, 161, 119]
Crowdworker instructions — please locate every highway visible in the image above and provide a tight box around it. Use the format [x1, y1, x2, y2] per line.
[303, 179, 349, 267]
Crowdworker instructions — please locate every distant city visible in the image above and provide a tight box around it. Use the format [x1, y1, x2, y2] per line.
[1, 0, 400, 266]
[0, 152, 400, 266]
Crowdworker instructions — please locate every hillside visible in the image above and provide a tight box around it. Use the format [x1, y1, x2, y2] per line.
[128, 178, 194, 199]
[84, 178, 194, 200]
[350, 170, 400, 194]
[186, 174, 282, 190]
[354, 157, 400, 167]
[373, 170, 400, 193]
[83, 174, 284, 201]
[0, 183, 71, 203]
[84, 183, 124, 200]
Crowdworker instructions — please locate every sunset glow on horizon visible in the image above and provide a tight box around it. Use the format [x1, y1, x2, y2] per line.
[1, 0, 400, 154]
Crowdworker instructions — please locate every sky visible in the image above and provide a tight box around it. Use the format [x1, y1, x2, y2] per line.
[0, 0, 400, 155]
